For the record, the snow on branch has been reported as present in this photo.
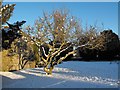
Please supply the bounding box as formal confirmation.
[74,42,93,50]
[42,46,48,57]
[54,44,72,58]
[56,50,75,65]
[51,42,66,56]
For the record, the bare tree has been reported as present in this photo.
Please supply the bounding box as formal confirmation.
[25,9,92,75]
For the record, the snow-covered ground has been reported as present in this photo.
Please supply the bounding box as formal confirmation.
[1,61,120,88]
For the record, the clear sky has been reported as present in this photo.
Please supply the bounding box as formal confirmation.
[3,2,118,34]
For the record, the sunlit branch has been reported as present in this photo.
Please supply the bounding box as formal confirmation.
[41,57,47,63]
[54,44,72,59]
[51,42,65,56]
[56,50,75,65]
[42,46,48,57]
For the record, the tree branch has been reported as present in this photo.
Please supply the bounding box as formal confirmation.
[55,50,75,65]
[42,46,48,57]
[45,42,66,68]
[41,57,47,63]
[54,44,72,60]
[51,42,65,56]
[74,42,93,50]
[21,60,29,69]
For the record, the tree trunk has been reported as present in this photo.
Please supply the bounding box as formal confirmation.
[18,54,21,70]
[44,66,54,75]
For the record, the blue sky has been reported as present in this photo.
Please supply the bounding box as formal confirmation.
[3,2,118,34]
